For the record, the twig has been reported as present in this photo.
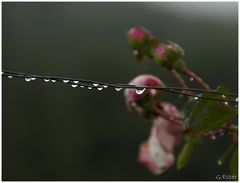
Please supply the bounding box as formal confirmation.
[183,68,211,90]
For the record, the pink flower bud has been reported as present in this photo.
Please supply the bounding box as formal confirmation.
[124,75,165,115]
[154,43,184,63]
[128,27,149,41]
[154,43,168,61]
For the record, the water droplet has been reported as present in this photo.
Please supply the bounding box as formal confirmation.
[73,81,79,84]
[133,50,138,56]
[220,132,225,136]
[194,97,199,100]
[131,102,137,107]
[235,98,238,102]
[97,87,103,91]
[63,80,69,83]
[88,87,92,90]
[224,102,228,105]
[7,76,13,79]
[71,84,78,88]
[25,78,31,82]
[189,77,194,81]
[93,83,99,86]
[103,85,108,88]
[44,78,50,82]
[135,88,145,95]
[210,135,216,140]
[80,85,84,88]
[115,87,123,91]
[217,160,222,166]
[31,77,36,80]
[222,95,226,98]
[51,79,56,83]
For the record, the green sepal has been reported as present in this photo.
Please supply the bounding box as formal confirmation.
[172,59,186,72]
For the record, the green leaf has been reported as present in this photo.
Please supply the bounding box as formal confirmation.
[183,99,198,126]
[186,86,237,133]
[177,141,194,170]
[230,148,238,180]
[217,143,235,166]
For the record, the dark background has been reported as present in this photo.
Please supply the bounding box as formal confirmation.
[2,2,238,181]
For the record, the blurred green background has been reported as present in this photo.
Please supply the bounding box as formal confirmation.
[2,2,238,181]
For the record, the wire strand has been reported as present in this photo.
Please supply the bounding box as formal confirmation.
[2,70,238,103]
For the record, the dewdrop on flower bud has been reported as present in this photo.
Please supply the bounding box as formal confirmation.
[135,88,146,95]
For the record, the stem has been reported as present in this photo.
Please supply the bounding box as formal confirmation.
[171,70,187,88]
[183,68,211,90]
[203,124,238,140]
[153,107,183,127]
[171,69,192,98]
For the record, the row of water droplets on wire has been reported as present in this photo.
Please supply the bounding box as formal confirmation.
[189,76,238,107]
[6,74,146,95]
[4,72,238,104]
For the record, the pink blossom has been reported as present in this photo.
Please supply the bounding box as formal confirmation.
[128,27,148,41]
[138,103,183,174]
[138,124,175,175]
[124,74,165,114]
[153,103,183,152]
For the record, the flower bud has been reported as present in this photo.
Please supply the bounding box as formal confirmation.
[128,27,149,42]
[153,43,186,71]
[154,43,168,61]
[127,27,152,57]
[124,74,165,117]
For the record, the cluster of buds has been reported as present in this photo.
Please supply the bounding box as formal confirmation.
[125,26,236,176]
[127,27,186,71]
[124,75,184,174]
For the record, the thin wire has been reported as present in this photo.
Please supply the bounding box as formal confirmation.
[2,70,238,103]
[3,70,237,96]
